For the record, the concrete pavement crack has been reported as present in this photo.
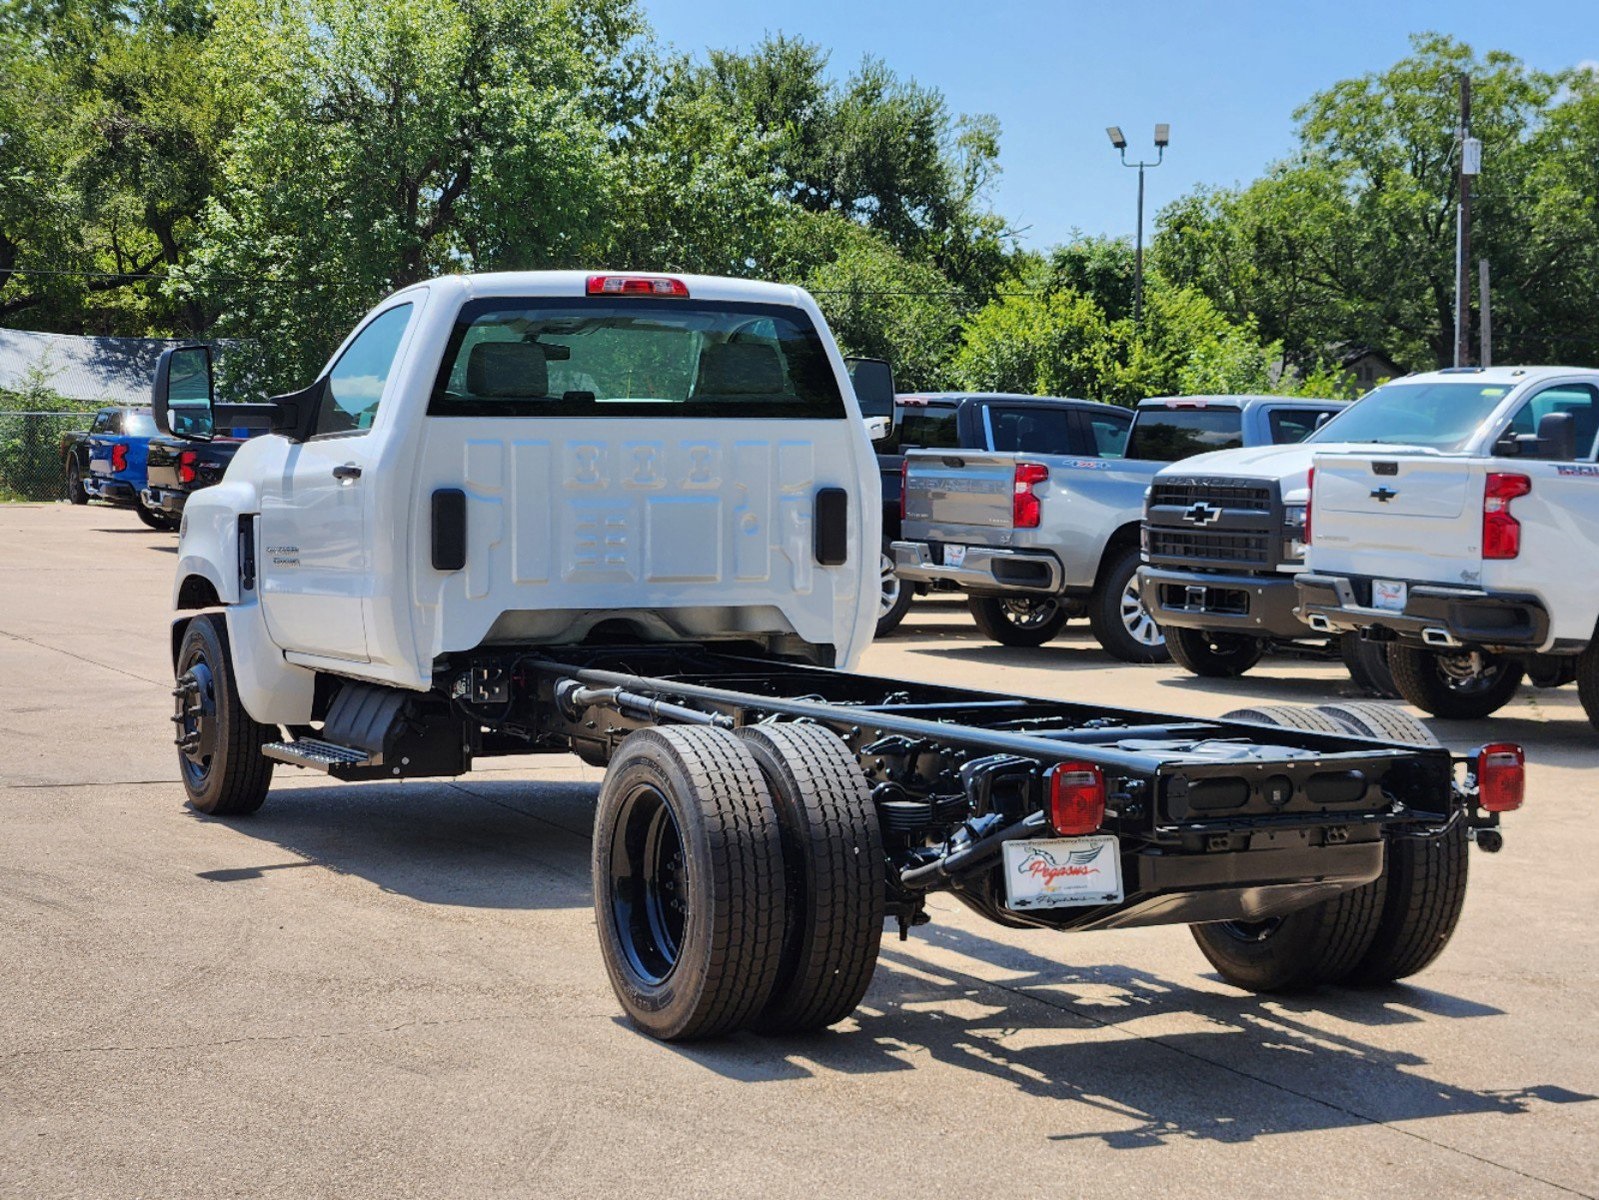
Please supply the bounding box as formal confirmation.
[0,627,168,687]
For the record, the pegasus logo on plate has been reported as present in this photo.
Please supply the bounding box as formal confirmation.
[1370,486,1398,502]
[1017,844,1107,886]
[1182,501,1222,526]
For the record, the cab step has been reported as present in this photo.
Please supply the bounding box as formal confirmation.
[262,738,383,779]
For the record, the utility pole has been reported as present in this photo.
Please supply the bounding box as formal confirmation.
[1454,74,1475,367]
[1479,258,1493,368]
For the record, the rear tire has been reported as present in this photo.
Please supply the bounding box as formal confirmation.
[66,457,88,504]
[1315,702,1440,746]
[736,724,884,1034]
[593,727,786,1041]
[173,614,274,816]
[1387,645,1524,720]
[134,496,169,530]
[876,548,914,638]
[1191,886,1383,992]
[1087,547,1169,664]
[1221,703,1350,736]
[1576,640,1599,732]
[1167,627,1265,678]
[1340,634,1399,698]
[967,594,1069,647]
[1345,821,1469,986]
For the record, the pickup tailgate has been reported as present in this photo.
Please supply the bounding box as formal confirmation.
[1311,453,1485,583]
[902,449,1019,544]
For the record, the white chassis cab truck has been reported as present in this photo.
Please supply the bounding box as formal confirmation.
[1296,366,1599,726]
[153,272,1522,1042]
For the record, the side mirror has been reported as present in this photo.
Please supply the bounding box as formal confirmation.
[1534,410,1577,461]
[864,415,891,443]
[265,379,326,443]
[1492,431,1522,457]
[152,345,215,440]
[1313,411,1333,430]
[844,356,895,420]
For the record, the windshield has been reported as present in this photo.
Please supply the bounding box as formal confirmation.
[1125,408,1244,461]
[1307,380,1513,452]
[429,298,845,419]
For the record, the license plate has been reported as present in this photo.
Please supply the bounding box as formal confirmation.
[945,544,967,567]
[1002,836,1123,910]
[1372,579,1408,612]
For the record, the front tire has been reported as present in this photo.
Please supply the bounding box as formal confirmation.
[1166,626,1264,678]
[876,549,914,638]
[967,594,1069,647]
[173,614,274,816]
[736,724,884,1034]
[1087,547,1168,663]
[1388,645,1524,719]
[593,727,787,1041]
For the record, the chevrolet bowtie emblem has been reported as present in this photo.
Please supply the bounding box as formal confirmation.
[1370,487,1398,502]
[1182,502,1223,525]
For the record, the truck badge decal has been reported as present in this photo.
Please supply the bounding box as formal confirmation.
[1016,844,1108,887]
[1370,486,1398,502]
[1555,464,1599,478]
[1182,501,1222,526]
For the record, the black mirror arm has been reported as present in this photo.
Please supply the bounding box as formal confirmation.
[264,380,325,442]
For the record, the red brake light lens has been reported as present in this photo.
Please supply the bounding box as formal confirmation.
[1048,762,1106,835]
[178,449,198,484]
[585,274,689,297]
[1476,742,1525,812]
[1013,462,1049,528]
[111,444,128,471]
[1483,472,1531,559]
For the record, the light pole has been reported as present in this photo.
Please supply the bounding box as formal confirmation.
[1106,123,1168,326]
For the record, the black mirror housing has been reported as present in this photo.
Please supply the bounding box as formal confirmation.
[152,344,215,440]
[1535,410,1577,461]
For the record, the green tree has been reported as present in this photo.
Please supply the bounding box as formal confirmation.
[952,289,1112,399]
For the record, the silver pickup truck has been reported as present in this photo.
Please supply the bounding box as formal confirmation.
[895,395,1346,661]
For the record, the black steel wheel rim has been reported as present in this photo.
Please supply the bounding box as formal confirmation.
[1435,651,1507,695]
[174,653,217,787]
[1216,917,1284,944]
[609,782,689,986]
[1002,598,1058,628]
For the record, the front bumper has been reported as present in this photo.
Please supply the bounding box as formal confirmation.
[1296,573,1550,651]
[892,540,1062,594]
[1138,565,1310,638]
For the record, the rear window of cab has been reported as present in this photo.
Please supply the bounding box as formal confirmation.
[429,297,846,419]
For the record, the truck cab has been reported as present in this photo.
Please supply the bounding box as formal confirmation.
[1295,367,1599,725]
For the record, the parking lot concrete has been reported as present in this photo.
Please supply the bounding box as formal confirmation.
[3,501,1596,1199]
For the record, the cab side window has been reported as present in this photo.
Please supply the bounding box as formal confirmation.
[1083,411,1131,458]
[1268,408,1338,444]
[91,411,115,435]
[317,303,414,437]
[989,406,1075,455]
[1506,384,1599,461]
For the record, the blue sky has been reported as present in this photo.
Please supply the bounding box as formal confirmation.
[641,0,1599,250]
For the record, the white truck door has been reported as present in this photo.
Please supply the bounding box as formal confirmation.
[258,302,417,663]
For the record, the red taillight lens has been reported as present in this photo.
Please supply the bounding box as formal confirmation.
[1304,466,1314,545]
[178,449,198,484]
[585,274,689,297]
[1483,472,1531,559]
[1477,742,1525,812]
[111,444,128,471]
[1013,462,1049,528]
[898,457,909,522]
[1048,762,1106,835]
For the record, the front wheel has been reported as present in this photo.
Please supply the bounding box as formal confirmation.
[1166,626,1264,678]
[1387,645,1524,719]
[1087,548,1168,663]
[173,614,274,816]
[967,594,1069,647]
[876,549,914,637]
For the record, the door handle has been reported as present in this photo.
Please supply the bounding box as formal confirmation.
[332,464,362,482]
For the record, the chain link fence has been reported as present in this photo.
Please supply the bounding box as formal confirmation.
[0,412,94,501]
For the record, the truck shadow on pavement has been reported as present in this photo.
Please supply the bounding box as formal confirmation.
[192,777,600,910]
[669,922,1594,1147]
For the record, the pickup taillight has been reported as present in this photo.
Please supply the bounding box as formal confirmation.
[1013,462,1049,528]
[110,444,128,472]
[1483,472,1531,559]
[178,450,198,484]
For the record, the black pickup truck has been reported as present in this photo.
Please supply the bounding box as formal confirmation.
[141,430,256,521]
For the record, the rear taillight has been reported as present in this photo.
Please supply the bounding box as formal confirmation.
[585,274,689,297]
[111,444,128,471]
[1483,472,1531,559]
[1304,466,1314,545]
[1477,743,1525,812]
[1013,462,1049,528]
[1048,763,1106,835]
[178,449,198,484]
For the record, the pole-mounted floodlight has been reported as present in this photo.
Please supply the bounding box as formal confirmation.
[1106,124,1170,325]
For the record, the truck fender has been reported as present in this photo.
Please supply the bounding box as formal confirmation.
[1093,521,1144,589]
[169,600,316,726]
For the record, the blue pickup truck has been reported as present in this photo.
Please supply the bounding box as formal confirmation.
[60,406,178,529]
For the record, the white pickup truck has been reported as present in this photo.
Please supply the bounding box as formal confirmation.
[1296,366,1599,726]
[150,272,1521,1043]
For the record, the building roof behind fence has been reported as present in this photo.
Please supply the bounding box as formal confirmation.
[0,329,206,406]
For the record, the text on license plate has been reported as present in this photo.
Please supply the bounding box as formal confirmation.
[1001,836,1124,910]
[1372,579,1408,612]
[945,544,967,567]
